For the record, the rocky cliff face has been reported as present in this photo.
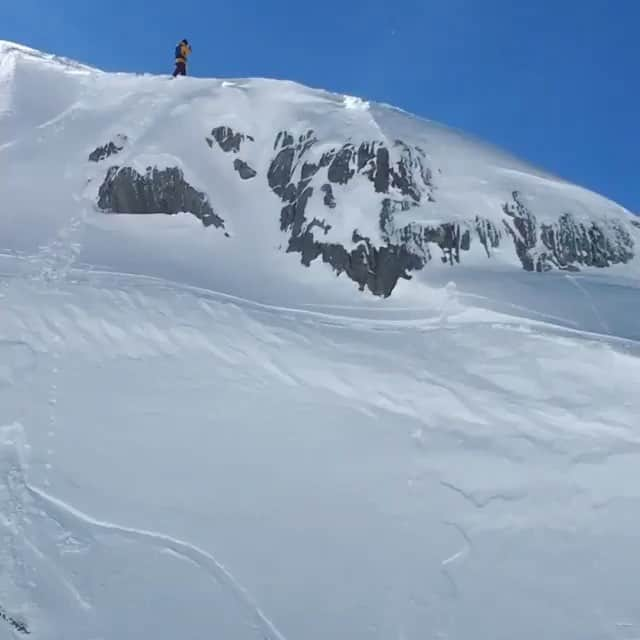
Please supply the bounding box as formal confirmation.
[503,192,634,272]
[262,130,434,296]
[95,124,637,297]
[97,166,226,230]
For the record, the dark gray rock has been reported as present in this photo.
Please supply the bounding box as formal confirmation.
[266,129,437,296]
[372,146,391,193]
[321,184,336,208]
[327,145,355,185]
[97,166,225,229]
[209,126,254,153]
[266,129,634,296]
[280,186,316,236]
[268,148,296,197]
[0,604,29,635]
[539,212,634,270]
[233,159,257,180]
[381,199,476,267]
[274,131,295,150]
[288,229,421,297]
[502,191,538,271]
[322,139,433,202]
[475,217,502,257]
[89,135,127,162]
[501,192,634,272]
[426,224,471,265]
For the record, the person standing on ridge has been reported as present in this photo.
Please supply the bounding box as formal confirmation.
[173,39,192,77]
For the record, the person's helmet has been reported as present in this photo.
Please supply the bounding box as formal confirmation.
[182,39,189,45]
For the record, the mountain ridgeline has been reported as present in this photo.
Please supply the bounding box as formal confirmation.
[3,39,633,299]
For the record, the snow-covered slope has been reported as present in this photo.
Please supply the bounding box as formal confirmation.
[1,39,638,303]
[1,41,640,640]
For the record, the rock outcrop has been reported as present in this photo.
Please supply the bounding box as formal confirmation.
[266,129,436,296]
[233,159,257,180]
[94,124,637,298]
[206,126,254,154]
[265,129,635,295]
[97,166,225,229]
[89,135,128,162]
[503,192,634,272]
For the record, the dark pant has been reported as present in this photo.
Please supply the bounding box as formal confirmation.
[173,61,186,77]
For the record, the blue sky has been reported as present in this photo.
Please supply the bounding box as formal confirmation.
[2,0,638,212]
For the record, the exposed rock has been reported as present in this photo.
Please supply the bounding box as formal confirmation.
[233,159,257,180]
[97,166,225,229]
[267,129,437,296]
[268,146,296,197]
[539,212,634,270]
[280,185,317,236]
[89,135,128,162]
[501,192,634,272]
[502,191,538,271]
[209,126,254,153]
[475,217,502,257]
[322,139,433,201]
[274,131,295,149]
[199,125,637,296]
[288,229,422,297]
[0,604,29,635]
[321,184,336,208]
[381,199,475,267]
[327,145,355,185]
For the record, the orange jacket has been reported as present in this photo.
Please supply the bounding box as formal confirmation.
[176,42,192,63]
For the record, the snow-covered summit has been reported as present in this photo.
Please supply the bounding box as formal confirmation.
[0,39,96,70]
[1,41,638,306]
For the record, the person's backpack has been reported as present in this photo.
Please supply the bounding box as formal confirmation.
[175,44,182,60]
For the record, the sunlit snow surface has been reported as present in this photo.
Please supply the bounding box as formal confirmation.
[1,40,640,640]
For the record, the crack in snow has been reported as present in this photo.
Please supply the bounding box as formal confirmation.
[439,521,473,599]
[440,480,527,509]
[441,521,472,567]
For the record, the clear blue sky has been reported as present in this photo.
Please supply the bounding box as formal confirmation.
[2,0,638,212]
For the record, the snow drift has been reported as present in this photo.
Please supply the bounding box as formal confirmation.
[1,40,640,640]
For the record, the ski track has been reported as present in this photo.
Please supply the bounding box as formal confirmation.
[25,485,289,640]
[0,424,288,640]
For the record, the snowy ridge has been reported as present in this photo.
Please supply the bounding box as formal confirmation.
[0,40,638,301]
[0,40,97,72]
[1,42,640,640]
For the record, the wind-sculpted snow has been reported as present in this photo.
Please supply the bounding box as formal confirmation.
[1,268,640,639]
